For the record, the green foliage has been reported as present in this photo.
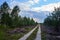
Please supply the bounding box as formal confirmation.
[11,6,20,17]
[0,31,6,40]
[0,1,37,28]
[44,7,60,32]
[41,31,46,40]
[1,13,12,26]
[0,2,10,13]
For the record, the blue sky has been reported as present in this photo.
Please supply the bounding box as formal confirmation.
[0,0,60,23]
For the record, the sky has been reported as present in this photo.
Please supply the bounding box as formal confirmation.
[0,0,60,23]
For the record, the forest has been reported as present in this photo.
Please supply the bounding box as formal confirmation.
[0,2,37,28]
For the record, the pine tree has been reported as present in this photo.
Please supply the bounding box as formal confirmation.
[44,7,60,32]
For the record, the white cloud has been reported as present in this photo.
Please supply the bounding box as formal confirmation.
[9,0,60,23]
[33,18,40,23]
[10,0,40,11]
[33,0,39,3]
[10,0,60,12]
[29,0,39,3]
[32,2,60,12]
[28,1,34,4]
[10,0,31,11]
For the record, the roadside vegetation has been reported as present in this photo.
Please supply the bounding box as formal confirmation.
[43,5,60,40]
[44,7,60,32]
[40,24,46,40]
[0,25,35,40]
[26,27,38,40]
[41,31,46,40]
[0,2,37,40]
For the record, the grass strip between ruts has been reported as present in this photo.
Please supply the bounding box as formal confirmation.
[41,31,46,40]
[26,27,38,40]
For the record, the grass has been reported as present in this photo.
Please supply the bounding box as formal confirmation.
[24,27,33,34]
[26,27,38,40]
[5,33,24,40]
[0,25,33,40]
[41,31,46,40]
[0,31,6,40]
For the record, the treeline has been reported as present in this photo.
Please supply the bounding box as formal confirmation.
[0,2,37,28]
[44,7,60,32]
